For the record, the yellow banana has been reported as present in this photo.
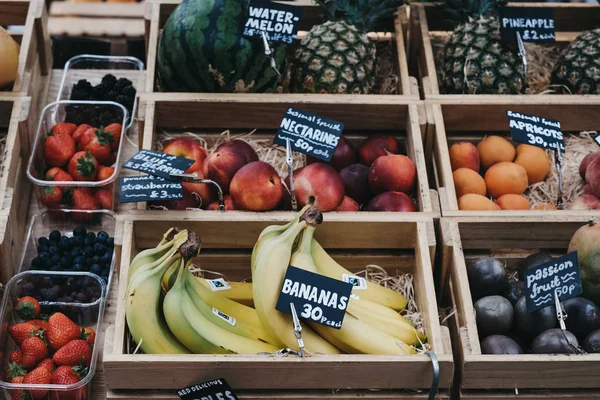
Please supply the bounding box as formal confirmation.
[161,257,180,294]
[199,279,254,307]
[252,208,341,354]
[128,227,180,281]
[311,239,408,310]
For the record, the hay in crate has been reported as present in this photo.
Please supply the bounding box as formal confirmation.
[0,132,7,177]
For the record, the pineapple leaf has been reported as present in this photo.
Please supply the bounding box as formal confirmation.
[444,0,507,27]
[315,0,405,32]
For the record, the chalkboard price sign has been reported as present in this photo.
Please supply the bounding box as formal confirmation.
[499,7,555,43]
[122,150,194,181]
[506,110,565,153]
[242,0,302,44]
[177,378,238,400]
[119,175,183,203]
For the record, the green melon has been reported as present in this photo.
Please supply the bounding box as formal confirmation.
[156,0,287,93]
[568,221,600,306]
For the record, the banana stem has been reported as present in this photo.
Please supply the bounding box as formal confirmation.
[179,231,201,262]
[300,206,323,227]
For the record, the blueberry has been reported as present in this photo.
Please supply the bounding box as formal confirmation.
[73,236,85,247]
[76,293,88,302]
[51,264,61,272]
[73,226,87,237]
[71,247,83,257]
[101,252,112,265]
[39,251,50,259]
[59,236,72,251]
[60,257,71,269]
[49,231,62,242]
[83,246,94,257]
[85,237,95,247]
[38,237,50,247]
[85,258,94,268]
[86,232,96,241]
[96,231,109,244]
[72,263,84,272]
[106,237,114,248]
[49,246,60,255]
[37,244,49,254]
[74,256,86,265]
[51,254,61,264]
[94,243,107,255]
[63,296,74,303]
[31,256,43,268]
[42,277,53,288]
[23,282,36,296]
[90,264,103,275]
[39,288,49,299]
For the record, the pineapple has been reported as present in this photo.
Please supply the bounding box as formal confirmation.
[442,0,526,94]
[551,29,600,94]
[289,0,403,94]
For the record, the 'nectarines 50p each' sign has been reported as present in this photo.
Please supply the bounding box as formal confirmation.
[524,252,582,312]
[276,266,353,329]
[119,175,183,203]
[177,378,238,400]
[506,110,565,153]
[274,107,344,162]
[123,150,195,181]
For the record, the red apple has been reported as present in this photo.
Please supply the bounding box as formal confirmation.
[569,194,600,210]
[182,168,217,208]
[151,189,200,210]
[369,154,416,194]
[217,140,259,163]
[163,138,208,173]
[336,196,359,211]
[207,195,237,211]
[586,158,600,198]
[367,192,416,212]
[584,184,593,195]
[203,149,249,193]
[230,161,283,211]
[339,163,372,205]
[291,163,345,211]
[580,152,600,180]
[358,134,400,166]
[307,136,356,171]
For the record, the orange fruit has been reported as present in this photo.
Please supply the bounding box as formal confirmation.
[533,202,557,210]
[496,194,530,210]
[453,168,486,198]
[514,144,551,184]
[477,136,516,169]
[449,142,480,172]
[484,162,529,198]
[458,194,500,211]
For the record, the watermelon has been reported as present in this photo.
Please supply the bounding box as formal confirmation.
[157,0,288,93]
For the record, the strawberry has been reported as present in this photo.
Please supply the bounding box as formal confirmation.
[46,313,81,351]
[49,365,88,400]
[104,123,122,152]
[29,319,50,333]
[67,151,98,181]
[21,336,48,370]
[45,167,73,183]
[44,133,76,168]
[94,189,113,210]
[78,126,113,164]
[53,340,92,367]
[51,123,78,137]
[16,297,41,320]
[10,375,25,400]
[81,328,95,346]
[6,362,26,381]
[23,366,51,399]
[9,350,23,365]
[9,323,39,346]
[71,188,98,212]
[37,358,56,374]
[40,186,63,207]
[96,165,115,183]
[71,124,92,143]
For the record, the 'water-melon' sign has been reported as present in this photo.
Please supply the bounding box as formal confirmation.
[243,0,302,44]
[506,110,565,153]
[274,107,344,162]
[524,252,582,312]
[119,175,183,203]
[177,378,238,400]
[499,7,555,42]
[276,266,353,329]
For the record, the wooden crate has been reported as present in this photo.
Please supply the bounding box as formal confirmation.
[409,2,600,101]
[143,0,418,100]
[440,216,600,392]
[136,95,434,216]
[459,390,600,399]
[0,96,33,283]
[429,99,600,217]
[103,213,454,391]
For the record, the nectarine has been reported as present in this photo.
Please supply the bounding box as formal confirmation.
[368,154,416,194]
[163,138,208,173]
[203,149,249,193]
[580,152,600,180]
[366,191,416,212]
[308,136,356,171]
[217,140,259,163]
[292,163,345,211]
[230,161,283,211]
[336,196,360,211]
[358,134,400,166]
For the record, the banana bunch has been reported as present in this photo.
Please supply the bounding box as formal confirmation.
[252,205,425,355]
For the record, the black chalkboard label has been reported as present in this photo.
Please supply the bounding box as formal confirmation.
[119,175,183,203]
[242,0,302,44]
[122,150,194,181]
[275,266,353,329]
[273,107,344,162]
[595,134,600,148]
[507,110,565,153]
[524,252,582,312]
[177,378,238,400]
[499,8,555,43]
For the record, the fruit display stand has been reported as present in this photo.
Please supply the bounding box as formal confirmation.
[143,0,418,101]
[102,213,453,397]
[440,216,600,398]
[0,96,34,283]
[409,2,600,100]
[429,99,600,217]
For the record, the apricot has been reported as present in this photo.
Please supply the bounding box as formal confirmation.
[458,194,501,211]
[533,202,557,211]
[484,162,528,198]
[514,144,551,184]
[477,136,516,169]
[449,142,480,172]
[496,194,530,210]
[453,168,487,198]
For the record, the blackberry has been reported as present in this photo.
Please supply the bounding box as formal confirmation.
[106,90,118,101]
[98,110,116,127]
[101,74,117,89]
[115,77,132,90]
[91,84,108,100]
[122,85,137,98]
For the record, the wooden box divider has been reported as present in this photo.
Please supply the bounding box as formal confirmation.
[103,213,453,391]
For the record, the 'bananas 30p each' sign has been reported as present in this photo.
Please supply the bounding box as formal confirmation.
[276,266,353,329]
[177,378,238,400]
